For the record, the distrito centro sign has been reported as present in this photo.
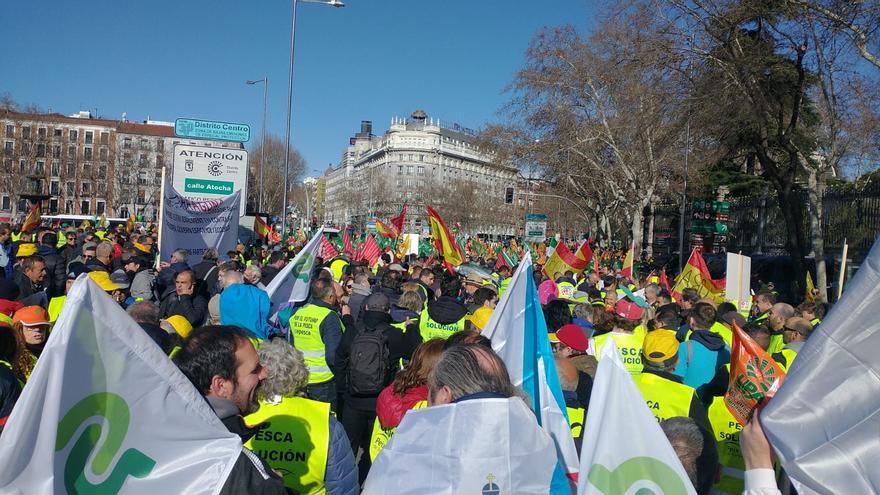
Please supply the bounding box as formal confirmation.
[175,118,250,143]
[172,144,249,217]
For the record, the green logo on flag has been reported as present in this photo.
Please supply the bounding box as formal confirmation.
[291,252,314,283]
[56,392,156,494]
[588,457,687,494]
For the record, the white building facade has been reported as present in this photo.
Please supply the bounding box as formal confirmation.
[324,110,518,236]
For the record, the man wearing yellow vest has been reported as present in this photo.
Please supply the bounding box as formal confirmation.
[772,316,812,372]
[766,302,795,355]
[244,338,358,494]
[749,290,775,324]
[555,355,589,453]
[418,276,467,340]
[633,331,712,434]
[590,314,645,375]
[290,278,346,410]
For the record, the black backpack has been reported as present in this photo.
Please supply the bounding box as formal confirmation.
[347,325,390,395]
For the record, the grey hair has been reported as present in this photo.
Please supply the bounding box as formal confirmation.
[645,283,661,296]
[772,303,795,320]
[127,301,159,325]
[428,344,514,402]
[244,264,262,283]
[171,248,188,263]
[222,269,243,288]
[257,338,309,400]
[573,303,592,321]
[660,417,703,488]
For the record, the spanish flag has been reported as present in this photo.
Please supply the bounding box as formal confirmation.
[254,215,271,239]
[542,240,592,278]
[620,241,635,278]
[390,203,407,236]
[375,219,397,239]
[126,214,136,234]
[21,204,41,232]
[426,206,463,268]
[672,248,725,303]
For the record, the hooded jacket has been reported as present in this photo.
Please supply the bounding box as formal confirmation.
[425,296,468,325]
[347,285,372,324]
[36,245,66,298]
[220,283,272,340]
[389,304,419,325]
[674,329,731,392]
[376,384,429,429]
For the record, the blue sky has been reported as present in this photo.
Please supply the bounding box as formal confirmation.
[1,0,593,176]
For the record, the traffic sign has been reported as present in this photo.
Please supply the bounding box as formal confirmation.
[524,213,548,242]
[175,118,250,143]
[172,144,249,216]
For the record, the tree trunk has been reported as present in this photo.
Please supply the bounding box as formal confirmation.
[806,169,828,302]
[646,201,656,258]
[775,185,809,300]
[630,203,644,256]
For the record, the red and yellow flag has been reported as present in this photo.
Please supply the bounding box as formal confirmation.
[426,206,463,268]
[543,241,592,278]
[254,215,271,239]
[375,219,397,239]
[672,248,725,303]
[21,204,41,232]
[390,203,407,236]
[125,214,136,234]
[620,241,635,278]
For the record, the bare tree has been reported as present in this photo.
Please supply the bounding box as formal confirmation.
[248,133,306,217]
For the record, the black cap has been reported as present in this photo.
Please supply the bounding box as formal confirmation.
[67,262,90,280]
[0,278,20,301]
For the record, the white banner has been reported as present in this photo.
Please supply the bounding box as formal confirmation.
[725,253,752,313]
[160,183,241,266]
[266,228,324,312]
[0,275,241,494]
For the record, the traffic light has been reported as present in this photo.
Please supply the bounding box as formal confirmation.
[505,187,515,204]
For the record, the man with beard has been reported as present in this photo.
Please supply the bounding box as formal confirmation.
[174,325,289,494]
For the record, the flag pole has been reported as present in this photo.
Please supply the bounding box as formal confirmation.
[155,167,167,269]
[837,238,848,300]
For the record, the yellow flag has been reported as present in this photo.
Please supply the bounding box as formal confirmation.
[805,271,816,303]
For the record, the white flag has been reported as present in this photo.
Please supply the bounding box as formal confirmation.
[159,182,241,266]
[362,397,557,495]
[0,276,241,494]
[578,339,696,495]
[265,228,324,313]
[761,237,880,494]
[482,251,579,493]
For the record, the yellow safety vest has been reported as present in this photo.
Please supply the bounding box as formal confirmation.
[0,359,25,389]
[592,332,644,375]
[567,406,585,439]
[369,400,428,460]
[10,232,20,242]
[245,396,330,495]
[557,281,576,300]
[418,308,465,340]
[773,348,798,372]
[708,365,745,495]
[290,304,335,384]
[498,278,511,298]
[767,333,785,355]
[48,295,66,323]
[711,321,733,349]
[633,372,695,422]
[330,259,348,282]
[810,318,821,327]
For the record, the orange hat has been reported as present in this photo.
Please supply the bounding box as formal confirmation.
[13,306,50,327]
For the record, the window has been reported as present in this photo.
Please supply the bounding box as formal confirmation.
[38,127,47,139]
[51,161,60,176]
[417,166,424,176]
[3,159,11,172]
[156,140,164,152]
[67,145,76,158]
[50,181,59,195]
[84,131,93,145]
[419,154,424,162]
[82,163,91,177]
[49,199,58,213]
[123,137,131,149]
[96,200,105,215]
[98,165,106,177]
[5,125,13,138]
[21,142,29,156]
[139,153,147,165]
[52,145,61,158]
[66,162,76,176]
[83,147,92,161]
[407,154,413,161]
[35,160,44,175]
[17,199,26,213]
[65,200,73,214]
[21,126,30,139]
[137,190,146,203]
[69,129,77,141]
[53,128,62,138]
[19,160,25,174]
[66,182,75,196]
[156,155,163,167]
[99,147,108,161]
[138,171,147,185]
[398,165,403,173]
[1,196,8,211]
[407,165,413,175]
[80,201,90,215]
[97,182,106,194]
[4,141,12,155]
[36,144,45,158]
[81,182,91,195]
[100,132,109,145]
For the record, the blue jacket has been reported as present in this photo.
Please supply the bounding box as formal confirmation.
[325,416,359,494]
[220,284,272,340]
[674,330,730,391]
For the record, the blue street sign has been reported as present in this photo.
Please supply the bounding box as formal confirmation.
[175,118,250,143]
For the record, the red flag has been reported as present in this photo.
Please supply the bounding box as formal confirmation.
[320,235,339,259]
[425,252,435,267]
[576,239,593,265]
[254,215,270,239]
[358,234,381,267]
[494,252,509,271]
[21,204,41,232]
[342,228,354,256]
[659,267,673,295]
[390,203,407,236]
[375,219,397,239]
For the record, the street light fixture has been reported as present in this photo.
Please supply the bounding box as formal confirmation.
[246,78,268,215]
[280,0,345,238]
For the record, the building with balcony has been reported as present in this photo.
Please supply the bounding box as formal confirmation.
[323,110,518,235]
[0,109,241,222]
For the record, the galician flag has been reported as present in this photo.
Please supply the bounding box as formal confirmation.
[481,251,579,493]
[0,276,241,493]
[578,338,696,494]
[266,227,324,313]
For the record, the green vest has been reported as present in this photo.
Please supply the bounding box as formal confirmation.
[557,281,576,300]
[633,372,695,422]
[593,332,644,375]
[418,308,465,340]
[767,333,785,355]
[48,295,66,323]
[245,396,330,494]
[498,278,511,298]
[289,304,335,384]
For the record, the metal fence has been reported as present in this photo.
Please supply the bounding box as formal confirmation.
[652,182,880,262]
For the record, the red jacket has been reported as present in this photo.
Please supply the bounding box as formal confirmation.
[0,299,23,318]
[375,384,428,428]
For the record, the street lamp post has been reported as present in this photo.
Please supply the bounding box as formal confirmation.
[245,78,268,214]
[280,0,344,239]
